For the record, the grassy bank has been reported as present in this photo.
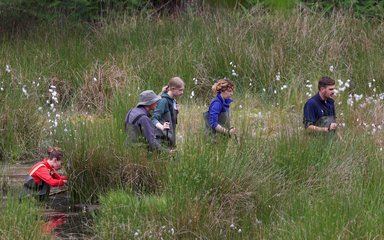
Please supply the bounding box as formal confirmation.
[0,7,383,238]
[0,196,48,239]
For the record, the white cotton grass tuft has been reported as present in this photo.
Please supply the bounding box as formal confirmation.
[5,64,11,73]
[22,85,29,97]
[230,61,239,77]
[275,71,281,81]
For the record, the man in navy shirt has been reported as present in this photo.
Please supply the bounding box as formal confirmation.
[303,76,338,133]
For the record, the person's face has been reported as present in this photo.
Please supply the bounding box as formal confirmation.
[320,85,335,100]
[171,85,184,97]
[221,88,234,99]
[52,158,63,170]
[148,101,158,111]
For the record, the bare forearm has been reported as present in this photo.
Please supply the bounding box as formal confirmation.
[306,125,328,133]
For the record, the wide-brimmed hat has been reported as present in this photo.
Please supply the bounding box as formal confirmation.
[137,90,161,106]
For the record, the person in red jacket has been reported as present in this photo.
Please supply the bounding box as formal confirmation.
[22,147,68,200]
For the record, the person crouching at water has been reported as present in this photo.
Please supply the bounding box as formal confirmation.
[21,147,67,200]
[204,79,236,141]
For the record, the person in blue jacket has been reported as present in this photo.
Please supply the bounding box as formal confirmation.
[204,79,236,140]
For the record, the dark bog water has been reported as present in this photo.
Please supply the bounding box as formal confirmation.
[44,192,97,239]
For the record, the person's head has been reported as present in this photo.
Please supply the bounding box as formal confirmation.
[137,90,161,110]
[212,79,235,99]
[318,76,335,100]
[166,77,185,98]
[47,147,64,170]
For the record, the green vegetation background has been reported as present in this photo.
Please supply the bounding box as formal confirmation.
[1,1,383,239]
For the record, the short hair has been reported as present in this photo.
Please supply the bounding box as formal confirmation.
[212,79,235,94]
[47,146,63,160]
[168,77,184,89]
[318,76,335,90]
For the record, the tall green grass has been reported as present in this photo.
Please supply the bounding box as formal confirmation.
[2,9,384,161]
[1,7,384,238]
[0,196,48,239]
[93,129,383,238]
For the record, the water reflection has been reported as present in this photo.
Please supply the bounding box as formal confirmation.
[44,192,96,238]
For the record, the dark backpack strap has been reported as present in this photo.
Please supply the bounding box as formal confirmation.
[132,113,146,125]
[168,100,176,124]
[125,110,147,131]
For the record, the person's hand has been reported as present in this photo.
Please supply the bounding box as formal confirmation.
[63,180,68,184]
[329,123,338,131]
[162,122,170,130]
[162,85,169,93]
[229,127,236,136]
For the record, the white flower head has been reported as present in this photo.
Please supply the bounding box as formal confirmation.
[5,65,11,73]
[354,94,363,101]
[275,72,281,81]
[22,85,29,97]
[329,65,334,72]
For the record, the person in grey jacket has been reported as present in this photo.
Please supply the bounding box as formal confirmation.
[152,77,185,147]
[125,90,170,152]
